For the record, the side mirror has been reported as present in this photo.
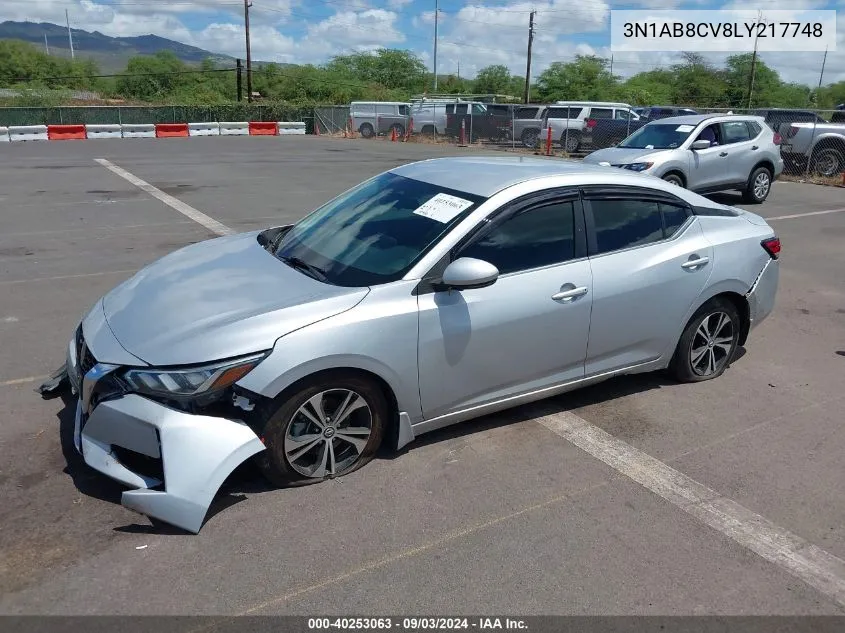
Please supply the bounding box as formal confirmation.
[441,257,499,290]
[691,139,711,150]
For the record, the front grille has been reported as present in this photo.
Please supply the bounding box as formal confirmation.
[76,329,97,377]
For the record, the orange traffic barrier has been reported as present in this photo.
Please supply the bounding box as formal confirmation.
[155,123,189,138]
[47,124,86,140]
[249,121,278,136]
[390,126,398,142]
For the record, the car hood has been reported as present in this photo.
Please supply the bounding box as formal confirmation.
[102,230,369,366]
[583,146,676,165]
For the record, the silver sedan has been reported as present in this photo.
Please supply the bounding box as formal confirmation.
[52,156,780,532]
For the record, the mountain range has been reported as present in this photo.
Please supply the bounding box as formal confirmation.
[0,20,234,72]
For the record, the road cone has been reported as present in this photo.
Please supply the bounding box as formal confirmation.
[458,119,467,147]
[545,126,553,156]
[391,126,397,142]
[314,121,321,136]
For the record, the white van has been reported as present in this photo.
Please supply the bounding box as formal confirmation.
[350,102,411,138]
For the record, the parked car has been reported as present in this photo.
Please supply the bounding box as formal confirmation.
[541,102,640,153]
[410,98,464,136]
[588,106,700,150]
[350,101,411,138]
[584,114,784,203]
[752,108,827,139]
[511,104,549,148]
[46,156,780,532]
[781,121,845,176]
[444,101,512,142]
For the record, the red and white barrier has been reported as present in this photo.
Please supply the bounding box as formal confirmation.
[249,121,278,136]
[188,122,220,136]
[155,123,189,138]
[278,122,306,135]
[0,126,11,142]
[86,124,122,139]
[219,121,249,136]
[9,125,49,142]
[121,124,155,138]
[47,124,87,140]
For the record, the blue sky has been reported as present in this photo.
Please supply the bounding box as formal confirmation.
[2,0,843,84]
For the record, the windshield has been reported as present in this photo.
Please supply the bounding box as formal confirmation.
[618,123,695,149]
[274,172,485,287]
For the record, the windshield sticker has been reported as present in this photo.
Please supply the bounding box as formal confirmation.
[675,125,695,132]
[413,193,475,223]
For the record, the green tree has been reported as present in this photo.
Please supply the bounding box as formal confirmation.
[724,53,783,108]
[618,69,676,106]
[0,40,100,90]
[473,64,513,95]
[670,53,727,107]
[535,55,617,102]
[325,49,427,93]
[116,51,189,100]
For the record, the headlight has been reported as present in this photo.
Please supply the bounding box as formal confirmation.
[623,162,654,172]
[121,352,267,400]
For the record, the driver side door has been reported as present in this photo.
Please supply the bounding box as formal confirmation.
[689,122,729,191]
[416,191,593,424]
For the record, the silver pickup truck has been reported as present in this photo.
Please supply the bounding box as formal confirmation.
[781,121,845,177]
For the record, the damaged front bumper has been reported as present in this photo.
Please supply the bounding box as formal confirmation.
[63,317,266,533]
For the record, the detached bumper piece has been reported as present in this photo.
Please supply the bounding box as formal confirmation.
[79,393,265,533]
[36,363,69,397]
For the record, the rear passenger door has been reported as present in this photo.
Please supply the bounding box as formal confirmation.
[582,187,714,375]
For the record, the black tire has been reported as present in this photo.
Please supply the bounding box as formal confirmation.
[521,128,540,149]
[742,165,772,204]
[811,146,845,178]
[662,172,685,188]
[359,123,375,139]
[257,371,388,487]
[420,125,435,136]
[670,298,740,383]
[560,131,580,153]
[390,123,405,138]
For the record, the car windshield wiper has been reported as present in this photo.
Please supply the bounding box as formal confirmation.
[279,255,328,282]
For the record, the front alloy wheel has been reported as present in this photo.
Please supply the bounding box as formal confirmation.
[257,372,387,486]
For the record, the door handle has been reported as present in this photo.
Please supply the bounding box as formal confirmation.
[681,256,709,269]
[751,145,759,150]
[719,151,728,157]
[552,286,588,301]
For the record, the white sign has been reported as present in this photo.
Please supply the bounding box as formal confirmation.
[611,10,836,52]
[676,125,695,133]
[413,193,474,224]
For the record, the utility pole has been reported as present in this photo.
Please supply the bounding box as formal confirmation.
[433,0,439,92]
[44,33,50,55]
[65,9,74,59]
[244,0,253,102]
[457,61,460,80]
[523,10,535,104]
[236,58,243,101]
[746,10,762,110]
[817,46,828,90]
[609,54,614,76]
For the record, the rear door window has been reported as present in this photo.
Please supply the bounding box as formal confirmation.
[721,121,752,144]
[517,107,539,119]
[590,108,614,119]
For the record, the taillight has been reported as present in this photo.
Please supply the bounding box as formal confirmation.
[773,132,782,145]
[761,236,781,259]
[786,125,799,139]
[586,118,597,129]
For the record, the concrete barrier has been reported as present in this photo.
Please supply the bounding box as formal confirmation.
[0,126,11,142]
[9,125,49,142]
[155,123,189,138]
[219,121,249,136]
[86,124,122,139]
[249,121,278,136]
[121,124,156,138]
[48,124,87,140]
[278,122,306,135]
[188,122,220,137]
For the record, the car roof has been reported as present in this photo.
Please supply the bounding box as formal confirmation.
[645,113,764,126]
[389,156,632,198]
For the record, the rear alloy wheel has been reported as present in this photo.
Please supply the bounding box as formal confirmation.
[670,298,740,383]
[662,173,684,188]
[561,131,580,153]
[742,166,772,204]
[521,129,540,149]
[257,373,387,486]
[812,147,845,178]
[359,123,375,139]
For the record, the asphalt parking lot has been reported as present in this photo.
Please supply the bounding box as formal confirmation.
[1,136,844,615]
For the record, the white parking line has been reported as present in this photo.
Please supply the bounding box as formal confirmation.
[94,158,234,237]
[0,375,48,388]
[768,207,845,221]
[0,270,137,285]
[537,411,845,609]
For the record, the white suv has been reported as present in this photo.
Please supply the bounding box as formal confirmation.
[542,102,640,152]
